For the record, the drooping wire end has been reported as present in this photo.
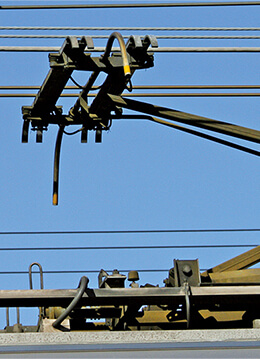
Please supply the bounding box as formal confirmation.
[52,125,64,206]
[53,192,58,206]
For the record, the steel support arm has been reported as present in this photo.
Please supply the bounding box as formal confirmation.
[108,94,260,144]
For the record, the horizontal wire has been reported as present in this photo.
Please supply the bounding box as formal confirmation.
[0,269,172,275]
[1,46,260,52]
[1,93,260,98]
[1,2,260,10]
[1,229,260,236]
[1,85,260,90]
[1,35,260,40]
[0,27,260,32]
[0,244,256,252]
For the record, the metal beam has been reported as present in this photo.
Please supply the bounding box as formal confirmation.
[0,286,259,309]
[108,94,260,144]
[202,246,260,277]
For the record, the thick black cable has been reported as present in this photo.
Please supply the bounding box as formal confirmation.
[0,228,260,235]
[52,276,89,329]
[1,2,260,10]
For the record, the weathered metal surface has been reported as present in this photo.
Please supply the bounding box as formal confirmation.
[0,285,259,309]
[202,245,260,277]
[207,268,260,283]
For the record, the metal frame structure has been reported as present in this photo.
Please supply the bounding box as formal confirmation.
[21,32,260,205]
[0,246,260,332]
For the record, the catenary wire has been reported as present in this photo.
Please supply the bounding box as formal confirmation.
[1,35,260,40]
[0,269,208,275]
[1,93,260,97]
[1,46,260,52]
[0,244,256,252]
[0,27,260,31]
[1,85,260,90]
[1,2,260,10]
[1,228,260,235]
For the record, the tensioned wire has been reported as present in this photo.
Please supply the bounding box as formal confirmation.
[1,35,260,39]
[1,228,260,235]
[1,46,260,52]
[1,93,260,97]
[0,269,205,275]
[1,2,260,10]
[1,85,260,90]
[0,27,259,31]
[0,244,256,252]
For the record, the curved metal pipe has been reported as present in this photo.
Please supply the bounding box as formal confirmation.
[52,276,89,329]
[29,262,44,290]
[53,125,64,206]
[29,262,44,331]
[102,32,131,80]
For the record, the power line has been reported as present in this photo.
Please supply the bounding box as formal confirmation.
[1,2,260,10]
[0,244,256,252]
[0,269,171,275]
[1,34,260,40]
[0,27,260,31]
[1,228,260,236]
[1,46,260,52]
[1,85,260,90]
[1,92,260,98]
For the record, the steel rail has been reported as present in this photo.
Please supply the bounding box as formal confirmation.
[1,2,260,10]
[2,92,260,98]
[1,46,260,52]
[0,26,260,31]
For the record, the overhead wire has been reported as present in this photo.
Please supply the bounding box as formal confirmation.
[1,228,260,235]
[1,35,260,40]
[1,85,260,90]
[1,92,260,98]
[1,2,260,10]
[1,46,260,52]
[0,269,175,275]
[0,244,256,252]
[0,27,260,31]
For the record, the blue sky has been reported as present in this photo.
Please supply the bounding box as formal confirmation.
[0,1,259,327]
